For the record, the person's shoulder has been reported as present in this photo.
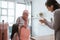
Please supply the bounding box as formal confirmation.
[55,9,60,13]
[54,9,60,15]
[18,16,21,19]
[17,16,22,20]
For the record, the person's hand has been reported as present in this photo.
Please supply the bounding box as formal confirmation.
[39,18,46,24]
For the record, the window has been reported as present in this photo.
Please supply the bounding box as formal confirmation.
[8,17,14,24]
[8,2,14,8]
[1,16,7,22]
[9,24,13,27]
[8,9,14,16]
[16,4,25,19]
[2,1,7,8]
[2,9,7,15]
[0,1,2,7]
[0,8,1,15]
[0,1,15,26]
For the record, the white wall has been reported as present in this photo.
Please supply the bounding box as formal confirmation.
[31,0,54,37]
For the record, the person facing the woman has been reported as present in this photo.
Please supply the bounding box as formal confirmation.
[40,0,60,40]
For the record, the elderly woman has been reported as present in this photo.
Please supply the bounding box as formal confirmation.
[16,10,30,40]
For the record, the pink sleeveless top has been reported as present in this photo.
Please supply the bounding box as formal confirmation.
[16,17,30,40]
[20,27,30,40]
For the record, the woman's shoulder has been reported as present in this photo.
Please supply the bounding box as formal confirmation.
[55,9,60,12]
[54,9,60,15]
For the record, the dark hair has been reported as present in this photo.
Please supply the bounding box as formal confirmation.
[11,24,19,39]
[45,0,60,11]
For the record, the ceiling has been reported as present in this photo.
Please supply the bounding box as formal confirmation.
[0,0,32,4]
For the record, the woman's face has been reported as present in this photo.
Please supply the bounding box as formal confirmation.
[46,5,54,12]
[23,13,28,21]
[23,13,28,19]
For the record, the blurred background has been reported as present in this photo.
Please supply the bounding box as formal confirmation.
[0,0,60,40]
[0,0,31,40]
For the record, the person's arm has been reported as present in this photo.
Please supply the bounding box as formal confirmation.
[45,19,54,29]
[53,10,60,31]
[40,18,54,29]
[45,10,60,30]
